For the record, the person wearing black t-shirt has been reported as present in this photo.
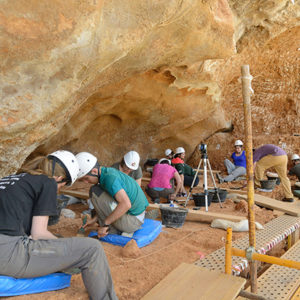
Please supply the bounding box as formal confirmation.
[0,150,117,300]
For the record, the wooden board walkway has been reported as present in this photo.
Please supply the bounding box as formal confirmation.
[239,240,300,300]
[196,214,300,275]
[142,263,245,300]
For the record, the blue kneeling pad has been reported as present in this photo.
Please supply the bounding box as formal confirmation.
[89,219,162,248]
[0,273,71,296]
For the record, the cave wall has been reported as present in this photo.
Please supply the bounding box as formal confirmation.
[0,0,299,176]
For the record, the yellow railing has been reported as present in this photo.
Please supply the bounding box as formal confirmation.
[225,227,300,275]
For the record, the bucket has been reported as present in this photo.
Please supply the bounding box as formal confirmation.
[192,192,213,207]
[159,206,188,228]
[260,179,276,190]
[266,176,280,185]
[293,190,300,198]
[208,188,228,203]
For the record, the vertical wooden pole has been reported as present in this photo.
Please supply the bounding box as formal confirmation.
[241,65,257,293]
[225,228,232,275]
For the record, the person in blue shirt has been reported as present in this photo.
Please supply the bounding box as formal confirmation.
[217,140,247,183]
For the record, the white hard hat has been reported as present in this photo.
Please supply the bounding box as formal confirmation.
[165,149,172,156]
[76,152,98,178]
[175,147,185,155]
[159,158,171,165]
[234,140,243,146]
[124,151,140,170]
[48,150,79,185]
[291,154,300,161]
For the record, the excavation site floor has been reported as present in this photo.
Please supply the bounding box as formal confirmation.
[12,178,296,300]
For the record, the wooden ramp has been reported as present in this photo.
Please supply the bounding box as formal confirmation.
[196,214,300,275]
[239,240,300,300]
[142,263,245,300]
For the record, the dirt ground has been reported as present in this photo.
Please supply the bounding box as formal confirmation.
[12,176,293,300]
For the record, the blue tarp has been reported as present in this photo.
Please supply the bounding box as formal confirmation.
[89,218,162,248]
[0,273,71,296]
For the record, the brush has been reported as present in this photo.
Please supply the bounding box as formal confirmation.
[76,215,87,237]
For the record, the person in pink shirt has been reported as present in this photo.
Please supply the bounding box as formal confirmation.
[145,158,182,204]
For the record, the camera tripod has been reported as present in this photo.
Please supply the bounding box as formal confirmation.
[184,149,223,211]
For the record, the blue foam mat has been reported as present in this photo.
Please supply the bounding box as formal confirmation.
[0,273,71,296]
[89,218,162,248]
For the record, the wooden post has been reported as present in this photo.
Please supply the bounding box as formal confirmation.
[241,65,257,293]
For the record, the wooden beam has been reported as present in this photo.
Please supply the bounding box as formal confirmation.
[147,203,246,223]
[59,188,89,199]
[142,177,151,182]
[235,193,300,217]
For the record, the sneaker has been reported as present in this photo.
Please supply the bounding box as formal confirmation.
[216,173,224,184]
[181,192,188,197]
[282,198,294,202]
[145,209,159,220]
[121,231,134,238]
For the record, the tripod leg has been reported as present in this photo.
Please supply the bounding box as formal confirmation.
[207,159,223,208]
[184,159,202,207]
[203,158,209,212]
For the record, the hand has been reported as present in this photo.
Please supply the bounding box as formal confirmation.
[82,216,97,229]
[97,226,109,238]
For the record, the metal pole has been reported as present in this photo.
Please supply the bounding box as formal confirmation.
[203,158,208,211]
[241,65,257,292]
[232,247,300,270]
[225,228,232,274]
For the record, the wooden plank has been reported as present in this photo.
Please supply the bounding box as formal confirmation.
[147,203,246,223]
[142,263,245,300]
[59,188,89,199]
[142,177,151,182]
[291,284,300,300]
[235,193,300,217]
[194,169,221,174]
[222,188,248,195]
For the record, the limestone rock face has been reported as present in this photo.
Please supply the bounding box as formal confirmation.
[0,0,299,176]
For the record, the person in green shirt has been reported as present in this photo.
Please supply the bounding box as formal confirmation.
[111,151,143,186]
[76,152,149,237]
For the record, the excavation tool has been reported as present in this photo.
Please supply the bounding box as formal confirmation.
[76,215,87,237]
[184,143,222,211]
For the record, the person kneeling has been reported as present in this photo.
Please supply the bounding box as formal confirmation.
[77,152,149,237]
[145,158,181,204]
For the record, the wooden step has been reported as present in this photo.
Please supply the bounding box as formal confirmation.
[142,263,245,300]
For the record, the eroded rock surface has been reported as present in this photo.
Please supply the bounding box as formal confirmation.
[0,0,299,176]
